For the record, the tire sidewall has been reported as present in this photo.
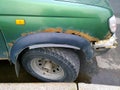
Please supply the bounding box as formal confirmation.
[22,51,76,82]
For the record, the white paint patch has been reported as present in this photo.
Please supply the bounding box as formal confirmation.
[96,56,120,70]
[116,17,120,24]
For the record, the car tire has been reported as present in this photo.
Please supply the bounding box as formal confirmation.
[21,47,80,82]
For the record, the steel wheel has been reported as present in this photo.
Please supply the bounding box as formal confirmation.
[21,48,80,82]
[30,57,64,80]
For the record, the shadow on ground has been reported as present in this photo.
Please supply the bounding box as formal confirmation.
[0,60,39,83]
[0,57,98,83]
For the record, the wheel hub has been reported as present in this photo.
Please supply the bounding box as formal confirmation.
[30,58,64,80]
[44,61,52,71]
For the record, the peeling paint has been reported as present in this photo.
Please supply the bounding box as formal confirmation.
[65,30,99,42]
[8,43,13,47]
[20,28,113,49]
[20,28,99,42]
[43,28,63,33]
[21,33,28,37]
[21,32,36,37]
[42,28,99,42]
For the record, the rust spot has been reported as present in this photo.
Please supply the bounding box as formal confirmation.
[8,43,13,47]
[20,28,99,42]
[29,32,35,34]
[21,32,35,37]
[21,33,28,37]
[43,28,63,33]
[65,30,99,42]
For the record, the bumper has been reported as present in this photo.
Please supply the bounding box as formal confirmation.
[94,34,118,49]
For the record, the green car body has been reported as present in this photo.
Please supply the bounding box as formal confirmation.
[0,0,117,82]
[0,0,115,58]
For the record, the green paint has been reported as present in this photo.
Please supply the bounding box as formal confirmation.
[0,0,113,58]
[0,31,8,58]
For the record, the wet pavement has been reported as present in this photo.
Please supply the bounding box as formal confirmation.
[0,0,120,86]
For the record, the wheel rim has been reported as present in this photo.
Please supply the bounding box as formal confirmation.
[30,57,65,80]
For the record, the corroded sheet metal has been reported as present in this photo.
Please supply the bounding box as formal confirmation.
[65,30,99,42]
[20,28,99,42]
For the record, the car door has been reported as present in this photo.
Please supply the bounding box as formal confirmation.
[0,30,8,59]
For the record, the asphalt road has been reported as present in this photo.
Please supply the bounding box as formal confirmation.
[0,0,120,86]
[110,0,120,18]
[90,0,120,86]
[73,0,120,86]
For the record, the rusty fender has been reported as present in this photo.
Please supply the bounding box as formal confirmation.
[10,33,94,64]
[20,28,99,42]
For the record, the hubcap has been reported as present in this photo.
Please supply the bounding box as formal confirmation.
[30,58,64,80]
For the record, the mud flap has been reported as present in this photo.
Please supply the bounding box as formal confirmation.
[15,59,20,77]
